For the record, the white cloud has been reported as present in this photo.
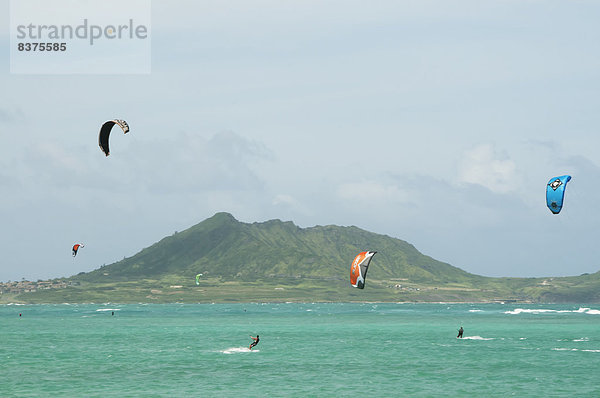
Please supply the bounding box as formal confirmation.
[458,144,517,193]
[336,181,412,204]
[272,194,298,206]
[123,130,271,194]
[270,194,311,219]
[0,105,24,123]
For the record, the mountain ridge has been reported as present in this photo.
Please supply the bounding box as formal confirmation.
[77,212,477,284]
[5,212,600,303]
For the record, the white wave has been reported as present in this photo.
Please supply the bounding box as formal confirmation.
[505,307,600,315]
[221,347,258,354]
[96,308,121,312]
[552,348,600,353]
[461,336,494,341]
[504,308,556,315]
[469,309,482,312]
[573,337,589,342]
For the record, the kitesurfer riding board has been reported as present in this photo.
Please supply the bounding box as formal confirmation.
[249,335,259,350]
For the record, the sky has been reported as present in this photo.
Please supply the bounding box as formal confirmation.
[1,0,600,281]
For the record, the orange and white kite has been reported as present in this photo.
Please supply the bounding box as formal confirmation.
[350,251,377,289]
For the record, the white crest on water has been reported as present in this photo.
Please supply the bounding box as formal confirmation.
[221,347,258,354]
[505,307,600,315]
[462,336,494,341]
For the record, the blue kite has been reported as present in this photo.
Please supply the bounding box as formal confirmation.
[546,175,571,214]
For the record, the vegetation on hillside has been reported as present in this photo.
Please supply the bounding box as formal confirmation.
[4,213,600,304]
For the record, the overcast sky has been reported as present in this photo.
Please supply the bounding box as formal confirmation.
[1,0,600,281]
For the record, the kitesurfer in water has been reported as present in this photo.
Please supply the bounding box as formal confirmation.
[457,327,464,338]
[249,335,259,350]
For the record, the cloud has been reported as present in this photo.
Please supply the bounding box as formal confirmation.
[2,130,272,195]
[125,130,272,194]
[458,144,517,193]
[336,180,412,205]
[272,194,300,207]
[270,194,311,220]
[0,109,11,122]
[0,106,24,123]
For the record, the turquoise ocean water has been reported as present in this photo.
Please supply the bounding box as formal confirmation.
[2,303,599,397]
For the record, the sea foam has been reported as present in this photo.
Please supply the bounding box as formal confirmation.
[462,336,494,341]
[505,307,600,315]
[552,348,600,353]
[221,347,258,354]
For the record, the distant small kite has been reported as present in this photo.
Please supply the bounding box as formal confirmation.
[72,244,84,257]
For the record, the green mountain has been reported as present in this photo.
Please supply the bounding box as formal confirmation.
[78,212,479,284]
[7,213,600,303]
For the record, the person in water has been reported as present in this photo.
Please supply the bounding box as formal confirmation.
[457,327,464,338]
[249,335,260,350]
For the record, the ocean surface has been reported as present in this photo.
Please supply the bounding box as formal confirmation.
[1,303,599,397]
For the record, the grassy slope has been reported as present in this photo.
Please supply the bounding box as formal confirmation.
[6,213,600,303]
[76,213,477,283]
